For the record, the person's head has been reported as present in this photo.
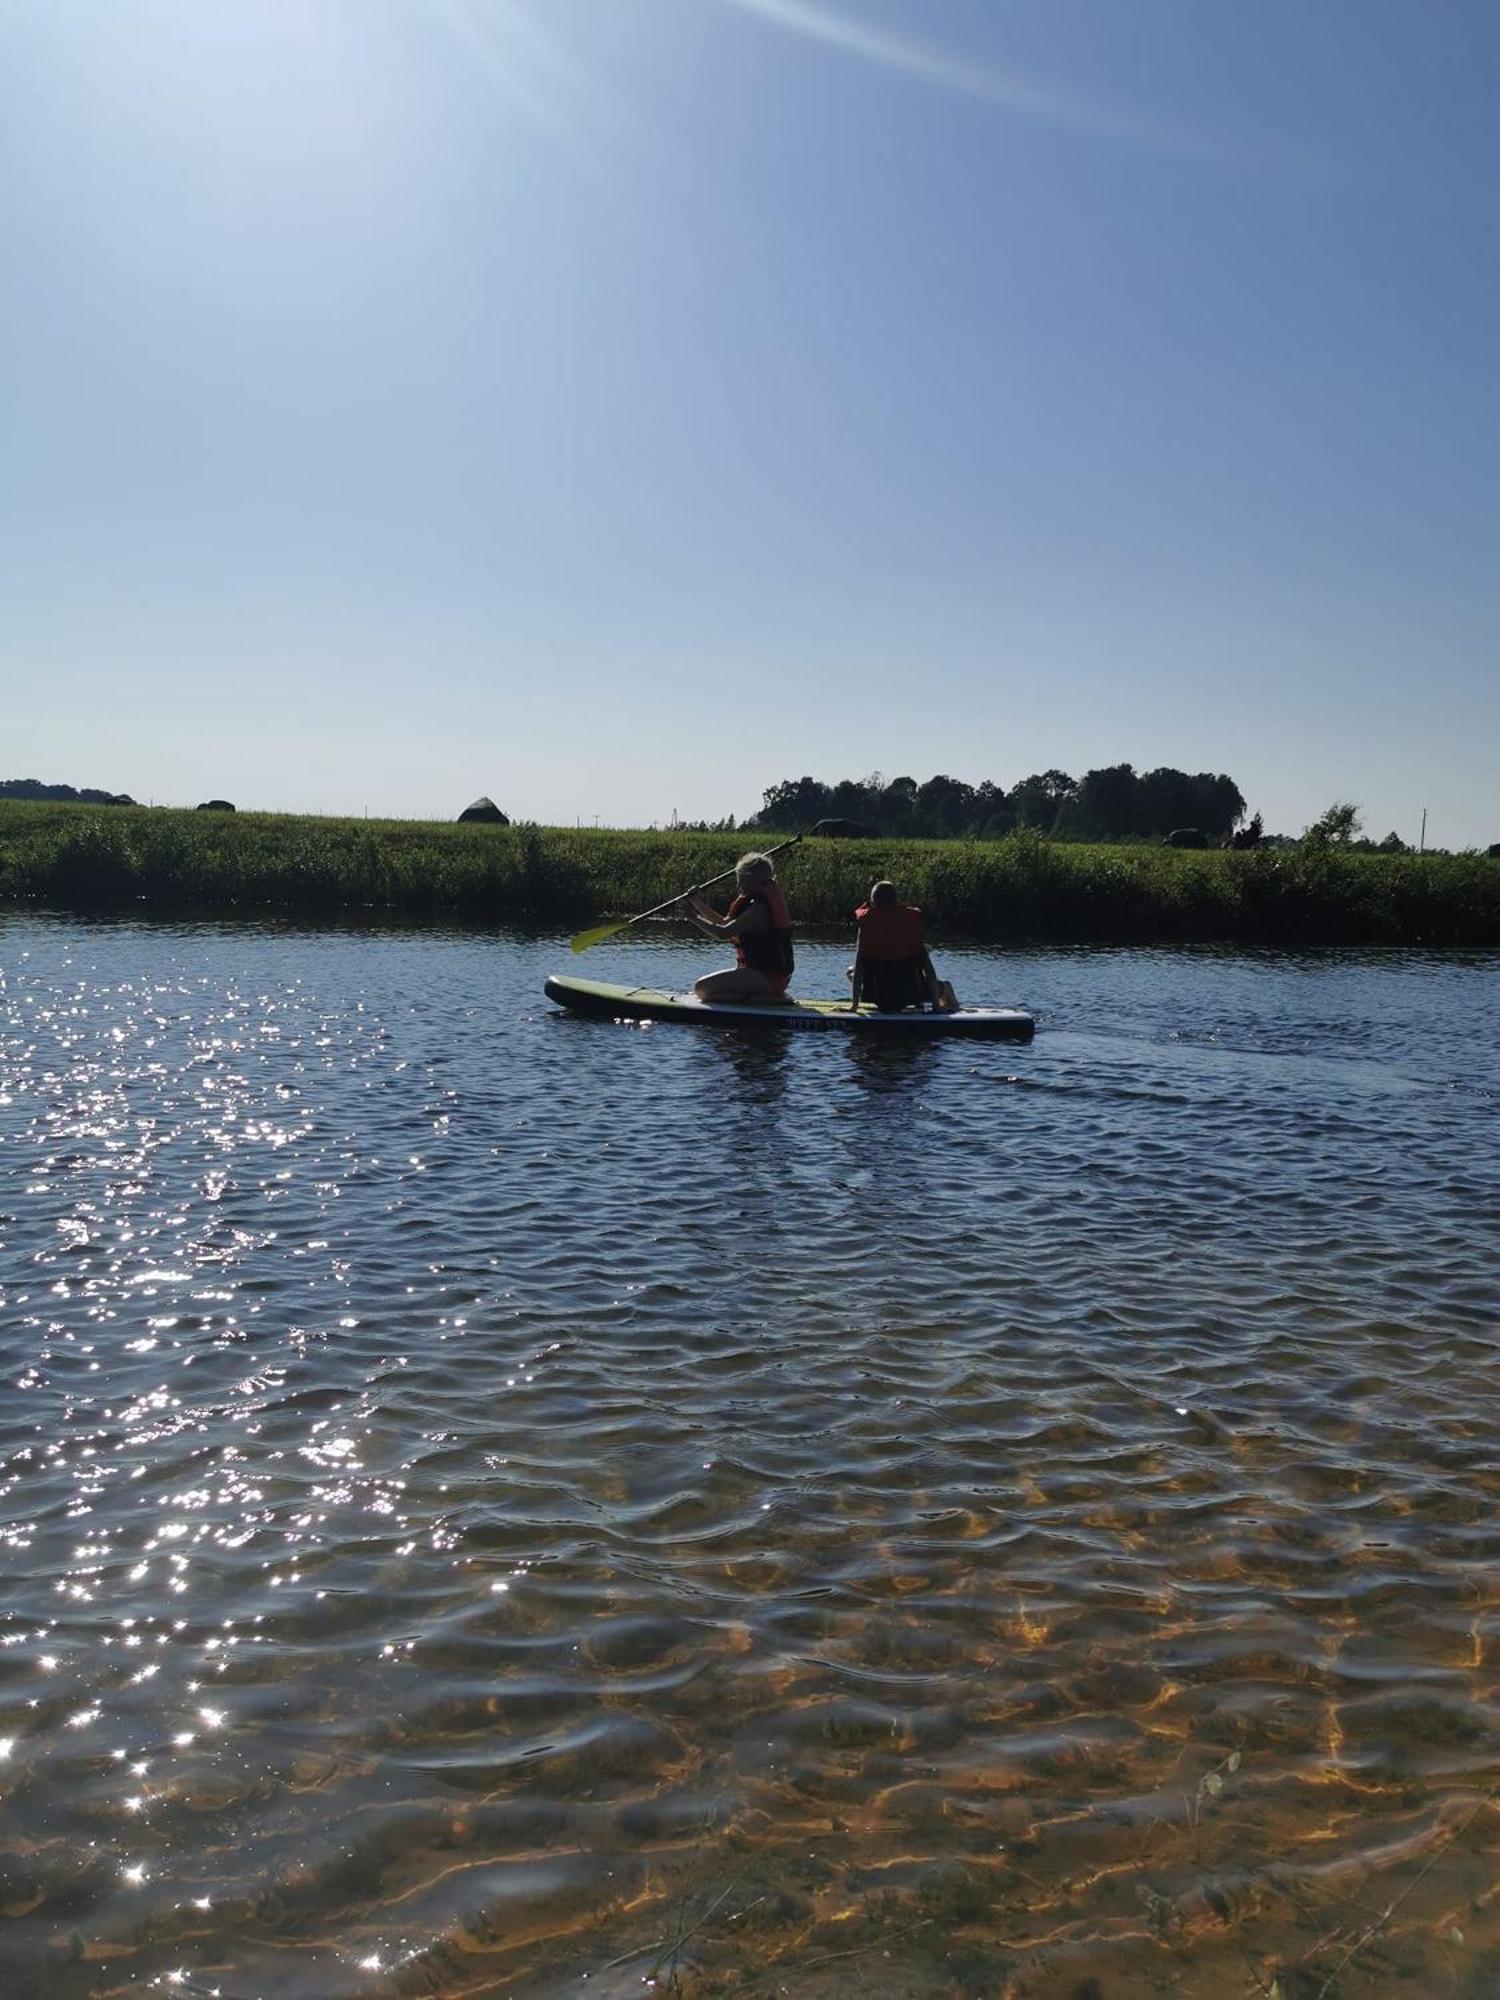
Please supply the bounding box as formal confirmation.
[869,880,898,908]
[735,852,775,888]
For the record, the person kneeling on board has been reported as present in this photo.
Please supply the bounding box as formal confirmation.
[848,881,958,1012]
[687,852,795,1003]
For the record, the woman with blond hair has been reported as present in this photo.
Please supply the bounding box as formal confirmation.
[687,852,795,1002]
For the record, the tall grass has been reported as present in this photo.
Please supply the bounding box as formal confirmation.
[2,802,1497,945]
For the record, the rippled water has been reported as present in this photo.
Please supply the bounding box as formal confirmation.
[2,913,1498,2000]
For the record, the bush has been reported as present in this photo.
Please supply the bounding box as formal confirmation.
[2,805,1499,945]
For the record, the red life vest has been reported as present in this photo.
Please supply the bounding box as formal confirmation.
[729,882,794,981]
[854,902,925,959]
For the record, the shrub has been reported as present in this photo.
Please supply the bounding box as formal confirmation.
[3,805,1498,945]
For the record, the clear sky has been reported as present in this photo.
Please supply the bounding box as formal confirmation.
[3,0,1496,845]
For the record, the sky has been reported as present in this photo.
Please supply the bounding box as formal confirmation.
[2,0,1496,846]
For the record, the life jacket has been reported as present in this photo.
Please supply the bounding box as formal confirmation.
[729,881,794,979]
[854,902,925,959]
[854,901,929,1010]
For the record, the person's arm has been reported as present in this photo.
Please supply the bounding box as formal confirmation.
[688,894,767,939]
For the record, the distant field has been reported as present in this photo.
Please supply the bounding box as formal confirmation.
[1,801,1497,945]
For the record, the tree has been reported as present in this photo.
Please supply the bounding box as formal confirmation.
[915,773,976,835]
[1066,763,1139,839]
[1188,772,1246,840]
[1304,801,1362,845]
[746,765,1245,842]
[1009,770,1076,831]
[1230,812,1264,849]
[758,776,830,829]
[1137,766,1196,836]
[1,778,135,805]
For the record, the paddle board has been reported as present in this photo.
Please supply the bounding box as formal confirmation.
[544,975,1034,1042]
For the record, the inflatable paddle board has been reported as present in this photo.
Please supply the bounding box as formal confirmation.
[544,975,1034,1042]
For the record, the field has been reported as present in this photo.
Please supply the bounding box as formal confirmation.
[1,800,1498,945]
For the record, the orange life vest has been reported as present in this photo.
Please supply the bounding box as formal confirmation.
[854,902,925,959]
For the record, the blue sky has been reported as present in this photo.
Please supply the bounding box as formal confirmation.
[3,0,1496,845]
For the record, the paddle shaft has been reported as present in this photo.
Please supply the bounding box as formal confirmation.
[570,834,802,952]
[632,833,801,924]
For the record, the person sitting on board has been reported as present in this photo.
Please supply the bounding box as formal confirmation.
[687,852,795,1003]
[848,881,957,1012]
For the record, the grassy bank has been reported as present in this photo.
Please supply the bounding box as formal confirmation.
[2,801,1498,945]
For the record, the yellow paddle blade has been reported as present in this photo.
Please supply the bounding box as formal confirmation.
[569,921,624,954]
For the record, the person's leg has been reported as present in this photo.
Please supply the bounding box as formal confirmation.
[693,967,780,1002]
[870,956,925,1011]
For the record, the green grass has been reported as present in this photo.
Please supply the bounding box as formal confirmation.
[1,801,1498,945]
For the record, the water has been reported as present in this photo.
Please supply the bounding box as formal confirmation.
[1,913,1498,2000]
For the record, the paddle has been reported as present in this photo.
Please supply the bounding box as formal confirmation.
[569,835,803,953]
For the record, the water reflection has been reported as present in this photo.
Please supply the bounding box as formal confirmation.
[0,916,1498,1997]
[689,1022,797,1104]
[841,1032,944,1092]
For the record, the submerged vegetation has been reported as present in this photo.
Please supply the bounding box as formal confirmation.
[1,800,1498,945]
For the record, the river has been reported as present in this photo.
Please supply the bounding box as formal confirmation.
[1,913,1498,1998]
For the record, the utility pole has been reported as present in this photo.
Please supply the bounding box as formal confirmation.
[1419,807,1427,854]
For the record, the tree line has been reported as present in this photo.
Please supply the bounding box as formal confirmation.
[749,766,1248,843]
[2,778,136,806]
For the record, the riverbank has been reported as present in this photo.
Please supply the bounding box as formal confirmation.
[2,800,1497,944]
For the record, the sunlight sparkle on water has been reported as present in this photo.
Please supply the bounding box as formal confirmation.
[4,923,1499,1997]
